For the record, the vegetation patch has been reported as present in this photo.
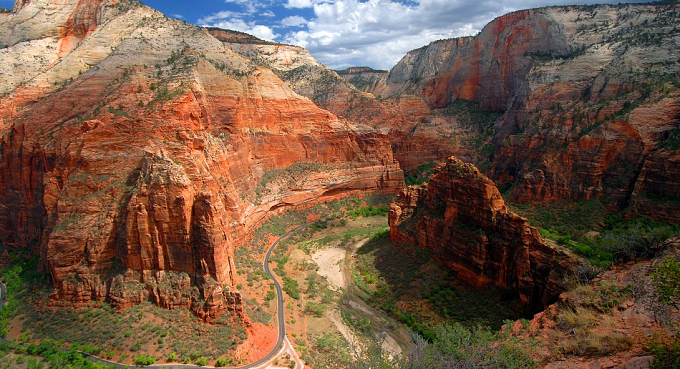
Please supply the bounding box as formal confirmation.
[353,230,526,341]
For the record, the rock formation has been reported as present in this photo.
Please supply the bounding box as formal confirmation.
[389,157,578,309]
[0,0,403,318]
[350,4,680,222]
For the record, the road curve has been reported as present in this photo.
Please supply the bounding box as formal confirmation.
[0,224,309,369]
[263,224,308,369]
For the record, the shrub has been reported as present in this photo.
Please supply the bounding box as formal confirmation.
[305,302,327,318]
[134,354,156,365]
[647,334,680,369]
[215,357,232,367]
[558,307,598,330]
[283,277,300,300]
[195,356,207,366]
[651,258,680,308]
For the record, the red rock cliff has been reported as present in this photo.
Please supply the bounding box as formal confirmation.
[389,157,578,309]
[0,0,403,319]
[366,4,680,222]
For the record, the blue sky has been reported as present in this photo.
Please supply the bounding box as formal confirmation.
[2,0,653,70]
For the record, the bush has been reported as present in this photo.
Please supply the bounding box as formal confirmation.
[651,258,680,308]
[134,354,156,365]
[283,277,300,300]
[305,302,327,318]
[215,357,232,367]
[195,356,207,366]
[647,334,680,369]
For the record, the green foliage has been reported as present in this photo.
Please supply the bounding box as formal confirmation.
[508,199,608,240]
[340,308,372,335]
[215,357,233,367]
[134,354,156,365]
[351,322,535,369]
[168,352,177,362]
[346,205,389,219]
[283,277,300,300]
[647,334,680,369]
[304,302,327,318]
[195,356,207,366]
[0,339,118,369]
[405,162,438,186]
[660,125,680,150]
[107,105,130,118]
[305,273,319,298]
[651,258,680,308]
[575,219,678,266]
[1,256,44,336]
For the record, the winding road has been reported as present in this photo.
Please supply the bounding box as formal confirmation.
[0,224,308,369]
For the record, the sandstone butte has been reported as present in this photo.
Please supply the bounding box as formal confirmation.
[389,157,580,310]
[0,0,403,319]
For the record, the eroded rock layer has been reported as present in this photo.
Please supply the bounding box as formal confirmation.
[362,4,679,221]
[0,0,403,318]
[389,157,578,309]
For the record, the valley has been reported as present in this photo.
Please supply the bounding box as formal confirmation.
[0,0,679,368]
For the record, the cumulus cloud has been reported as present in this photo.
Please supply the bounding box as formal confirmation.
[285,0,314,9]
[277,0,649,69]
[281,15,308,27]
[199,0,651,69]
[198,11,279,41]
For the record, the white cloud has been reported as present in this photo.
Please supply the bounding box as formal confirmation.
[279,0,646,69]
[200,0,652,69]
[205,19,279,41]
[281,15,308,27]
[285,0,314,9]
[198,9,279,41]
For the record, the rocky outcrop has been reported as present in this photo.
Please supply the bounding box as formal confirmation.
[389,157,578,309]
[0,0,403,319]
[335,67,388,94]
[360,4,680,222]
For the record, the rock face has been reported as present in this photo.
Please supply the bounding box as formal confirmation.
[389,157,578,309]
[335,67,388,94]
[349,4,680,222]
[0,0,403,319]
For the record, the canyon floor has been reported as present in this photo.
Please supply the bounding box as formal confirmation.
[1,193,679,368]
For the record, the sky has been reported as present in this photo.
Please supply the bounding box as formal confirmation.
[1,0,654,70]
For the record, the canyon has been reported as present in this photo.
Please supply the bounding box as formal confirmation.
[0,1,678,366]
[0,0,402,319]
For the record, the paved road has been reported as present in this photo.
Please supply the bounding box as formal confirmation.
[0,224,309,368]
[263,224,307,369]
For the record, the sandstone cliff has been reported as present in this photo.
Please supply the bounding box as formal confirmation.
[356,4,680,222]
[389,157,578,309]
[335,67,388,94]
[0,0,403,318]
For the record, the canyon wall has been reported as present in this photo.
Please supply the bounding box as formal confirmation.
[0,0,403,318]
[355,4,680,222]
[389,157,578,309]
